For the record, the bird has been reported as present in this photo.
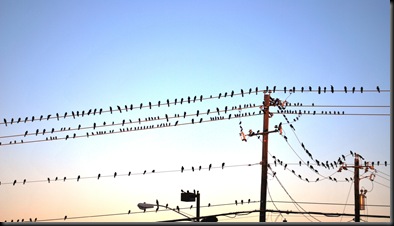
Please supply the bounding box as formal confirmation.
[360,87,363,93]
[114,172,117,178]
[284,164,287,170]
[64,216,67,221]
[192,166,194,172]
[208,203,211,207]
[117,105,122,113]
[377,86,380,93]
[222,162,225,169]
[47,178,50,183]
[181,166,184,173]
[306,178,309,182]
[385,161,387,166]
[241,200,244,205]
[218,93,222,99]
[200,95,203,102]
[77,175,81,181]
[190,205,193,209]
[330,85,334,93]
[301,87,304,93]
[273,86,276,93]
[350,150,353,156]
[143,170,146,175]
[175,121,178,126]
[231,90,234,97]
[352,87,355,93]
[344,86,347,93]
[235,200,238,205]
[299,161,301,166]
[24,131,28,137]
[167,99,170,107]
[209,164,212,171]
[176,206,180,212]
[248,199,251,204]
[284,86,287,93]
[149,102,152,109]
[98,174,101,180]
[318,86,321,94]
[191,118,194,124]
[199,118,203,123]
[199,166,202,171]
[316,178,319,182]
[152,169,155,173]
[241,89,244,97]
[13,180,17,186]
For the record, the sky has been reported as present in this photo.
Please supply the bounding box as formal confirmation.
[0,0,391,223]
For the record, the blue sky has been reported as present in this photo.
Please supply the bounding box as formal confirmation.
[0,0,390,222]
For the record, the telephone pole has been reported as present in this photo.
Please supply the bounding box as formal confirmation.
[354,154,360,222]
[259,93,271,222]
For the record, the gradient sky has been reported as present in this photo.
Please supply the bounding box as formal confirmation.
[0,0,390,223]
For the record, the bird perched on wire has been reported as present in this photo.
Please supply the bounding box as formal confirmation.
[222,162,225,169]
[377,86,380,93]
[77,175,81,182]
[114,172,117,178]
[209,164,212,171]
[181,166,184,173]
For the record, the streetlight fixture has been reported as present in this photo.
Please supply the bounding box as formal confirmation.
[137,202,193,221]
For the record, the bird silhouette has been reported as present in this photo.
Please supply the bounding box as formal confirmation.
[208,203,211,207]
[352,87,355,93]
[199,166,202,171]
[350,150,353,156]
[13,180,17,186]
[305,178,309,182]
[385,161,387,166]
[318,86,321,94]
[100,108,103,114]
[235,200,238,205]
[330,85,334,93]
[143,170,146,175]
[192,118,194,124]
[273,86,276,93]
[114,172,117,178]
[181,166,184,173]
[23,179,26,185]
[152,169,155,173]
[47,178,50,183]
[231,90,234,97]
[64,216,67,221]
[98,174,101,180]
[301,87,304,93]
[24,131,28,137]
[323,86,326,93]
[77,175,81,181]
[167,99,170,107]
[218,93,222,99]
[316,178,319,182]
[284,86,287,93]
[377,86,380,93]
[209,164,212,171]
[256,86,259,94]
[192,166,194,172]
[117,105,122,113]
[222,162,225,169]
[175,121,178,126]
[176,206,180,212]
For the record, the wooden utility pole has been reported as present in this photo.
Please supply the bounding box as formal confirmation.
[259,93,271,222]
[354,154,360,222]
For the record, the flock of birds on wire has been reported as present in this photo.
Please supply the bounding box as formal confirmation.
[0,85,386,147]
[0,85,384,126]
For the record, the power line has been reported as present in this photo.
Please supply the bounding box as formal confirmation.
[0,162,260,186]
